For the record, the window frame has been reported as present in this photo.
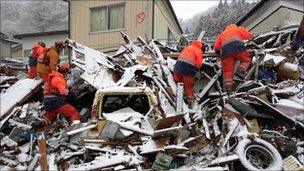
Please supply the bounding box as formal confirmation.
[90,3,126,34]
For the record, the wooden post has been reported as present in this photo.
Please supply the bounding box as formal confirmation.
[38,134,48,171]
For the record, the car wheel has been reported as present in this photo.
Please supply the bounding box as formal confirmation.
[236,138,283,171]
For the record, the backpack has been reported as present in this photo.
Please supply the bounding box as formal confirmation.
[37,48,51,65]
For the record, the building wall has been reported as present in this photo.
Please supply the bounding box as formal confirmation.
[70,0,181,52]
[21,34,68,61]
[0,40,12,58]
[12,48,22,60]
[70,0,151,52]
[240,0,304,35]
[153,0,181,42]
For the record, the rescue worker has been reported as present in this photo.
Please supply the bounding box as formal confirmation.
[32,63,80,128]
[214,24,253,92]
[173,40,204,105]
[28,42,45,79]
[36,41,65,82]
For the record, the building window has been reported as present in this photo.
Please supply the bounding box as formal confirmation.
[24,49,31,57]
[91,4,125,32]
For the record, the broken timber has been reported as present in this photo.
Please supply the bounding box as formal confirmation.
[197,69,222,101]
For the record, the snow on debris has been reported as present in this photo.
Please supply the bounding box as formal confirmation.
[0,78,42,118]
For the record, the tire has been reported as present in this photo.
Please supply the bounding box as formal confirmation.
[235,138,283,171]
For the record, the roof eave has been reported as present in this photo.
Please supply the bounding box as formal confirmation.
[14,30,69,39]
[236,0,270,26]
[165,0,183,34]
[1,38,19,44]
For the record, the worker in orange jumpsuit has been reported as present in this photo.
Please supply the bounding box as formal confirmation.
[173,40,204,105]
[214,24,253,92]
[36,41,65,82]
[28,42,45,79]
[32,63,80,128]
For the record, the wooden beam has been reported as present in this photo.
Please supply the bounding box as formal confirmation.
[38,135,48,171]
[162,52,219,59]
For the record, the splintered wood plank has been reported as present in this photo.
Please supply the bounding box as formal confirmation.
[38,138,48,171]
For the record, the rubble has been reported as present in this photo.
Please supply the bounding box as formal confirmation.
[0,30,303,170]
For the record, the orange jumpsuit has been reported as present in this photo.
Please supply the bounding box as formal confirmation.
[173,40,203,99]
[214,24,253,91]
[36,46,60,82]
[28,43,45,79]
[42,71,80,125]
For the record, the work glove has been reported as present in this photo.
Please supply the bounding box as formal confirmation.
[59,89,69,96]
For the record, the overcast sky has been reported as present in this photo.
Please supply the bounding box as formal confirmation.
[170,0,220,20]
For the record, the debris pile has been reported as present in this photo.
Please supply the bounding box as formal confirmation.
[0,31,303,171]
[0,58,28,92]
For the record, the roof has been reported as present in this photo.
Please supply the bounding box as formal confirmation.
[236,0,304,26]
[236,0,270,26]
[12,44,22,51]
[1,32,20,44]
[14,30,69,39]
[165,0,183,34]
[1,32,9,39]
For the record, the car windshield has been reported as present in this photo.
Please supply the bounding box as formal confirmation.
[101,94,150,114]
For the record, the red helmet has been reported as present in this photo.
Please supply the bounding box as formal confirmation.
[58,63,70,74]
[55,41,65,49]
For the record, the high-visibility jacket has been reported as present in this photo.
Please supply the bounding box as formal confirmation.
[43,71,68,96]
[30,43,45,58]
[37,46,60,74]
[43,71,69,111]
[214,24,253,57]
[178,40,203,68]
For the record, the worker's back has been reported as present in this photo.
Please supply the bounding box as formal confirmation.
[214,24,253,50]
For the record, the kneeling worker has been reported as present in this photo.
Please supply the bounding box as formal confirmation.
[32,63,80,129]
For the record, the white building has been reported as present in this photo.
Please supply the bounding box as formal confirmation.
[236,0,304,35]
[14,30,69,61]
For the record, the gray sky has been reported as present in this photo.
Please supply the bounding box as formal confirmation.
[170,0,220,20]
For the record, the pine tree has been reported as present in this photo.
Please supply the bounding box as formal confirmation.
[192,0,257,41]
[218,0,223,9]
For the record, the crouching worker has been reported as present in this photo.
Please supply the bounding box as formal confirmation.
[28,42,45,79]
[214,24,253,92]
[173,40,204,106]
[32,63,80,129]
